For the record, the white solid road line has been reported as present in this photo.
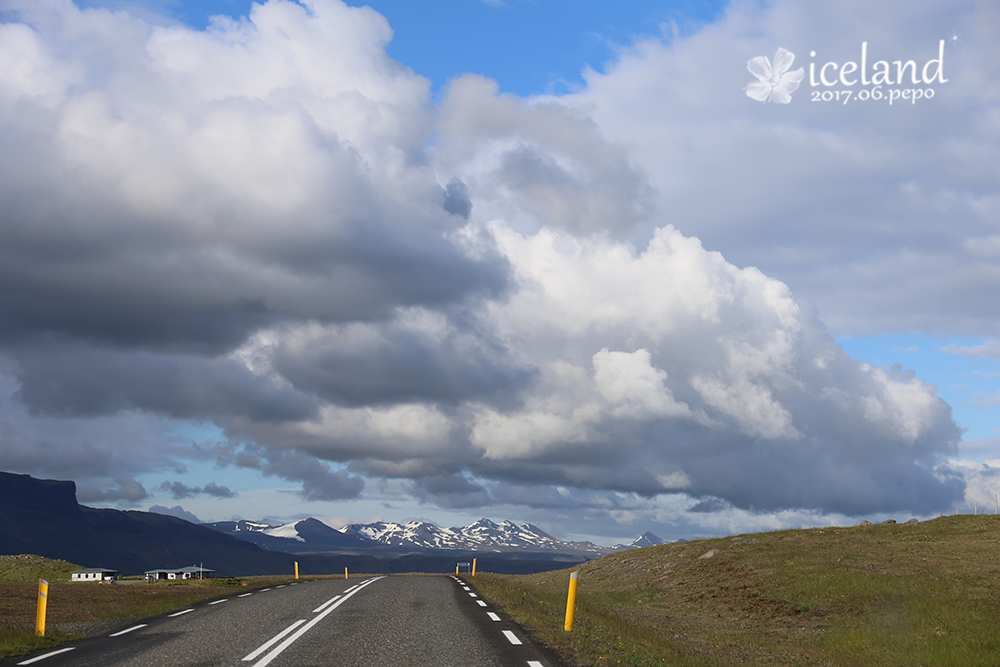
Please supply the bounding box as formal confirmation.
[312,594,341,613]
[168,609,194,617]
[247,577,384,667]
[502,630,522,645]
[109,624,147,637]
[241,620,306,662]
[487,612,501,622]
[16,647,76,665]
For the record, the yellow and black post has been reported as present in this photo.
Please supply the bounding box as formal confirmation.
[294,561,299,579]
[472,558,477,576]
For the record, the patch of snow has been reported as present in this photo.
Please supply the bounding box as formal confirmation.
[263,522,305,542]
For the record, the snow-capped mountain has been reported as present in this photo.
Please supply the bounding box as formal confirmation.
[208,516,662,558]
[621,531,665,549]
[206,519,273,534]
[263,522,306,542]
[338,518,612,556]
[204,517,374,553]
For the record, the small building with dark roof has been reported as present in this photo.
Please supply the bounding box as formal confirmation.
[145,566,216,581]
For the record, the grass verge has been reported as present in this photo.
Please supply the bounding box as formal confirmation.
[468,515,1000,666]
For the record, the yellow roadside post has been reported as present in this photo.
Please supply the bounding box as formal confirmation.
[564,571,579,632]
[455,564,459,575]
[344,567,348,580]
[472,558,477,576]
[294,561,299,579]
[35,579,49,636]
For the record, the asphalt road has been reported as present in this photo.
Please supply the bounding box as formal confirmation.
[8,576,560,667]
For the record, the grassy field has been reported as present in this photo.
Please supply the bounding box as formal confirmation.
[0,555,81,584]
[468,515,1000,667]
[0,555,304,660]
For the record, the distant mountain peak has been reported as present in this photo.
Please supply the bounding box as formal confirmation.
[630,531,665,548]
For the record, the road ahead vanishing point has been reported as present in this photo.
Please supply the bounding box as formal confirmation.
[9,576,556,667]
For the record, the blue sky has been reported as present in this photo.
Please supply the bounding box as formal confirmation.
[79,0,728,97]
[839,335,999,444]
[1,0,996,544]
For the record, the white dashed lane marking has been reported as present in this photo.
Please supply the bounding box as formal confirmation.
[455,578,542,662]
[109,625,147,637]
[502,630,522,645]
[238,593,253,598]
[468,592,477,597]
[16,648,76,665]
[168,609,194,617]
[209,599,228,605]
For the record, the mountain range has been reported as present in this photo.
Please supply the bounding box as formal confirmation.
[205,516,662,558]
[0,471,663,575]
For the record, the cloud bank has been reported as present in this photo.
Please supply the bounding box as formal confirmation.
[0,0,980,531]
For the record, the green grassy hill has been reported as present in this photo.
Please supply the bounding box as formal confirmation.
[0,555,81,583]
[470,515,1000,666]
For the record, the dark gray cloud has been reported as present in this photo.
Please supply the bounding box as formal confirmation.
[443,179,472,219]
[12,341,319,421]
[223,444,365,502]
[408,474,492,509]
[158,481,235,499]
[688,498,729,514]
[77,476,149,504]
[270,317,534,408]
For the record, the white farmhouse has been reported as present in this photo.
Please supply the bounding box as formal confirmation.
[71,568,119,582]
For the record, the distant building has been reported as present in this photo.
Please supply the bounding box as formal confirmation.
[71,568,119,582]
[145,566,216,581]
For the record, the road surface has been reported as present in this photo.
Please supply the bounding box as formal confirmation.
[7,576,560,667]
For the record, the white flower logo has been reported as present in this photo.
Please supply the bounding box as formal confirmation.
[745,48,805,104]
